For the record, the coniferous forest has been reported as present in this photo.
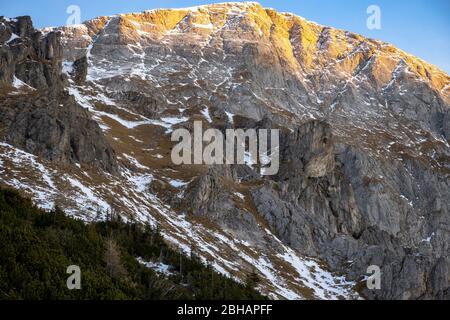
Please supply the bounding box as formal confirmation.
[0,188,265,300]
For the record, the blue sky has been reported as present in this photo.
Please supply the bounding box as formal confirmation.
[1,0,449,73]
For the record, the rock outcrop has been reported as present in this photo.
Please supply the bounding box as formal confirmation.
[0,16,118,174]
[0,16,64,90]
[252,121,450,299]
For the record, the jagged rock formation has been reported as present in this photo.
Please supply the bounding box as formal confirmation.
[1,2,449,299]
[0,16,64,90]
[0,16,118,173]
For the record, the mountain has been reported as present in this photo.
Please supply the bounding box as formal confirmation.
[1,2,449,299]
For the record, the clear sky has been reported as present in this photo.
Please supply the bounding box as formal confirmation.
[1,0,449,73]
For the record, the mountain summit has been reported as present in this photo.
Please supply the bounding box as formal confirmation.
[1,2,449,299]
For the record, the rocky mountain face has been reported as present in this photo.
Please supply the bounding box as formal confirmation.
[0,16,118,173]
[1,2,449,299]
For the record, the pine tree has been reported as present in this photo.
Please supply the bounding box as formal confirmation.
[245,269,261,290]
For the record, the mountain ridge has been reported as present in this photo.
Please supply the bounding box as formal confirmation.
[42,2,449,92]
[1,2,449,299]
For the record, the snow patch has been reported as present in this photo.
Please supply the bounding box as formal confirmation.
[137,257,174,276]
[12,76,34,90]
[65,176,111,213]
[225,111,235,124]
[168,179,189,188]
[6,33,19,44]
[201,105,213,123]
